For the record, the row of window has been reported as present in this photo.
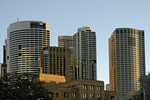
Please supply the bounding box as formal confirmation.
[82,85,101,90]
[83,93,101,99]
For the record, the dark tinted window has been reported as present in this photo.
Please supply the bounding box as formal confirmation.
[30,22,45,29]
[116,30,119,33]
[120,30,123,33]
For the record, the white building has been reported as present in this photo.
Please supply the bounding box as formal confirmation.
[7,21,50,74]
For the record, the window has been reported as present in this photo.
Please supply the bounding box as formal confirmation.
[64,92,69,98]
[56,93,59,98]
[90,94,94,99]
[105,96,108,100]
[90,85,94,90]
[116,30,119,33]
[72,85,76,88]
[97,94,101,99]
[82,85,87,89]
[120,30,123,33]
[71,93,76,98]
[97,86,101,91]
[83,93,87,98]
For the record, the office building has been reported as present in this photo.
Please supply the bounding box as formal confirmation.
[58,36,73,79]
[109,28,145,100]
[44,79,117,100]
[73,27,96,80]
[7,21,50,74]
[40,46,71,81]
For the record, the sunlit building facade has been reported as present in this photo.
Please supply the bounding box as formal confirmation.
[40,46,71,81]
[73,27,96,80]
[7,21,50,74]
[58,36,73,79]
[109,28,145,100]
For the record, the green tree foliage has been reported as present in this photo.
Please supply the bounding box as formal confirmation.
[0,73,50,100]
[140,73,150,95]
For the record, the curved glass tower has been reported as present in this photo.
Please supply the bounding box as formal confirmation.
[7,21,50,74]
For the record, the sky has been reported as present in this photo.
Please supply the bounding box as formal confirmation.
[0,0,150,85]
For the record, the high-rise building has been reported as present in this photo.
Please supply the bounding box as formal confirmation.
[3,39,7,64]
[40,46,71,81]
[7,21,50,74]
[73,27,96,80]
[58,36,73,50]
[58,36,73,79]
[109,28,145,100]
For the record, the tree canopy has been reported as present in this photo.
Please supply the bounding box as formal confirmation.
[0,73,50,100]
[140,73,150,97]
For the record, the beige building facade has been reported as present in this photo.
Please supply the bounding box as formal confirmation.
[44,79,117,100]
[40,46,71,81]
[109,28,145,100]
[39,73,66,84]
[58,36,74,79]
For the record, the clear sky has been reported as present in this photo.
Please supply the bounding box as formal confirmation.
[0,0,150,85]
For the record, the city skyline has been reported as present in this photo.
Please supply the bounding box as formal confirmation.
[0,0,150,85]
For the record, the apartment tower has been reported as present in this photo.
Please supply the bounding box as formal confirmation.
[7,21,50,74]
[40,46,71,81]
[73,27,96,80]
[109,28,145,100]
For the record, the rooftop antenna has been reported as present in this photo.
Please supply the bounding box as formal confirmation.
[17,18,19,22]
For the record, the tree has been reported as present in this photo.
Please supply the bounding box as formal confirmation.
[0,73,50,100]
[140,73,150,99]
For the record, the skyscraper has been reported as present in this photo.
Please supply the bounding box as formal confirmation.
[109,28,145,100]
[58,36,73,79]
[40,46,71,81]
[73,27,96,80]
[7,21,50,74]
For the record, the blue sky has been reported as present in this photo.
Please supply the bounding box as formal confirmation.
[0,0,150,85]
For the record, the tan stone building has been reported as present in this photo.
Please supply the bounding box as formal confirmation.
[1,63,7,78]
[109,28,145,100]
[58,36,74,80]
[40,46,71,81]
[44,79,117,100]
[39,73,66,84]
